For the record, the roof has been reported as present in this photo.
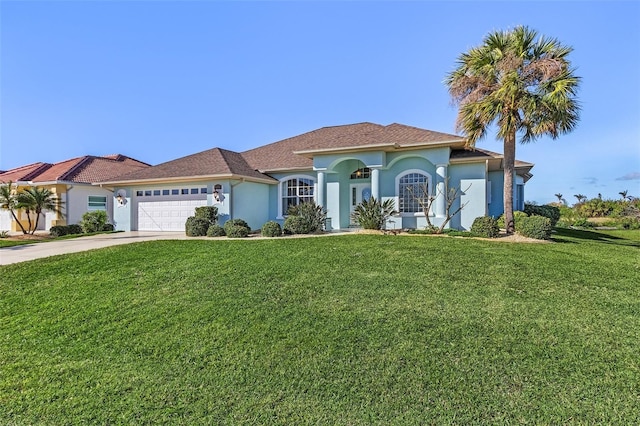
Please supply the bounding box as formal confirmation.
[450,147,534,181]
[101,148,276,185]
[0,155,150,184]
[242,122,465,171]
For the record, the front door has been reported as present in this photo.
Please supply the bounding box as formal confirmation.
[350,183,371,225]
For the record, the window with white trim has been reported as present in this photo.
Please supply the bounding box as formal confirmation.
[88,196,107,211]
[281,177,315,215]
[398,172,429,213]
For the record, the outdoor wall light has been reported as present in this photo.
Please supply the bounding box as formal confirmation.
[116,190,127,206]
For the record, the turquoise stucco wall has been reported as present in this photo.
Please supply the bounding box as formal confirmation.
[229,181,271,230]
[448,163,487,230]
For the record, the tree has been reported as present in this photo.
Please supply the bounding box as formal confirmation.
[0,181,28,234]
[17,186,63,234]
[573,194,587,204]
[446,26,580,234]
[619,190,629,201]
[554,193,564,203]
[407,178,469,233]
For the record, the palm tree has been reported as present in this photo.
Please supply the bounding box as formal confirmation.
[619,190,628,201]
[446,26,580,233]
[0,181,29,234]
[554,193,564,203]
[17,186,63,234]
[573,194,586,204]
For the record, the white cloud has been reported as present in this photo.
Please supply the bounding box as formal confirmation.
[616,172,640,181]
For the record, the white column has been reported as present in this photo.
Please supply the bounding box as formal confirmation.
[370,168,380,200]
[316,171,325,208]
[435,164,447,218]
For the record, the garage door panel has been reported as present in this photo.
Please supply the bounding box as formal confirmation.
[138,198,206,231]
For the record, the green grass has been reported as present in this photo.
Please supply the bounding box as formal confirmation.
[1,230,639,424]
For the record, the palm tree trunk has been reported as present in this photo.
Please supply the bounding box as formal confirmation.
[503,132,516,234]
[10,210,29,234]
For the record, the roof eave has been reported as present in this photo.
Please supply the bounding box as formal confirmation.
[96,173,277,187]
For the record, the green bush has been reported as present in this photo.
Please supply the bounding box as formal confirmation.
[49,225,69,237]
[226,225,249,238]
[470,216,500,238]
[50,224,85,237]
[283,216,308,235]
[517,215,552,240]
[497,211,528,229]
[102,223,115,232]
[350,197,396,230]
[261,221,282,237]
[524,204,560,226]
[620,217,640,230]
[80,211,108,233]
[206,224,226,237]
[285,201,327,234]
[224,219,250,235]
[185,217,210,237]
[572,218,595,228]
[194,206,218,224]
[68,224,83,235]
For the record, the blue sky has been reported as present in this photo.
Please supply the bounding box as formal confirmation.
[1,1,639,204]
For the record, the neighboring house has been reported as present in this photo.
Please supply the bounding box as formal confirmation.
[100,122,533,232]
[0,155,150,232]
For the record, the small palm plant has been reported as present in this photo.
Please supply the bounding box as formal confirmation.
[351,197,396,230]
[17,186,64,234]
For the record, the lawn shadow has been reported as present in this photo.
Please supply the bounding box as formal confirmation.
[552,227,640,248]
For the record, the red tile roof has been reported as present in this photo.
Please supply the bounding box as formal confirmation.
[0,155,150,184]
[0,162,52,183]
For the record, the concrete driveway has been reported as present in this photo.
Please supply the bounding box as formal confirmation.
[0,232,191,265]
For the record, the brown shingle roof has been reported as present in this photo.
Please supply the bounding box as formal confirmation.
[101,148,274,184]
[0,155,150,184]
[242,122,464,171]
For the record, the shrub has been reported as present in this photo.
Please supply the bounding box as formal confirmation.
[261,221,282,237]
[620,217,640,230]
[226,225,249,238]
[185,217,210,237]
[224,219,250,235]
[517,215,552,240]
[283,216,308,235]
[497,211,528,229]
[49,225,69,237]
[524,204,560,226]
[68,224,83,235]
[285,201,327,234]
[351,197,396,230]
[572,218,595,228]
[194,206,218,224]
[206,224,226,237]
[470,216,500,238]
[80,211,108,233]
[50,224,84,237]
[102,223,115,232]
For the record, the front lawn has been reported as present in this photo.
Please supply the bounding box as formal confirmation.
[1,231,639,423]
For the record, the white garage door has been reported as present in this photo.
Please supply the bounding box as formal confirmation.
[138,199,207,231]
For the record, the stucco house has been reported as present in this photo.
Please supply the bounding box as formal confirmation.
[99,122,533,232]
[0,155,149,232]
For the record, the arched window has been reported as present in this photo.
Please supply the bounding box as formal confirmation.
[398,171,430,213]
[350,167,370,179]
[281,177,315,215]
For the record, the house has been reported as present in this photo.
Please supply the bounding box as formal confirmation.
[0,155,150,232]
[99,122,533,232]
